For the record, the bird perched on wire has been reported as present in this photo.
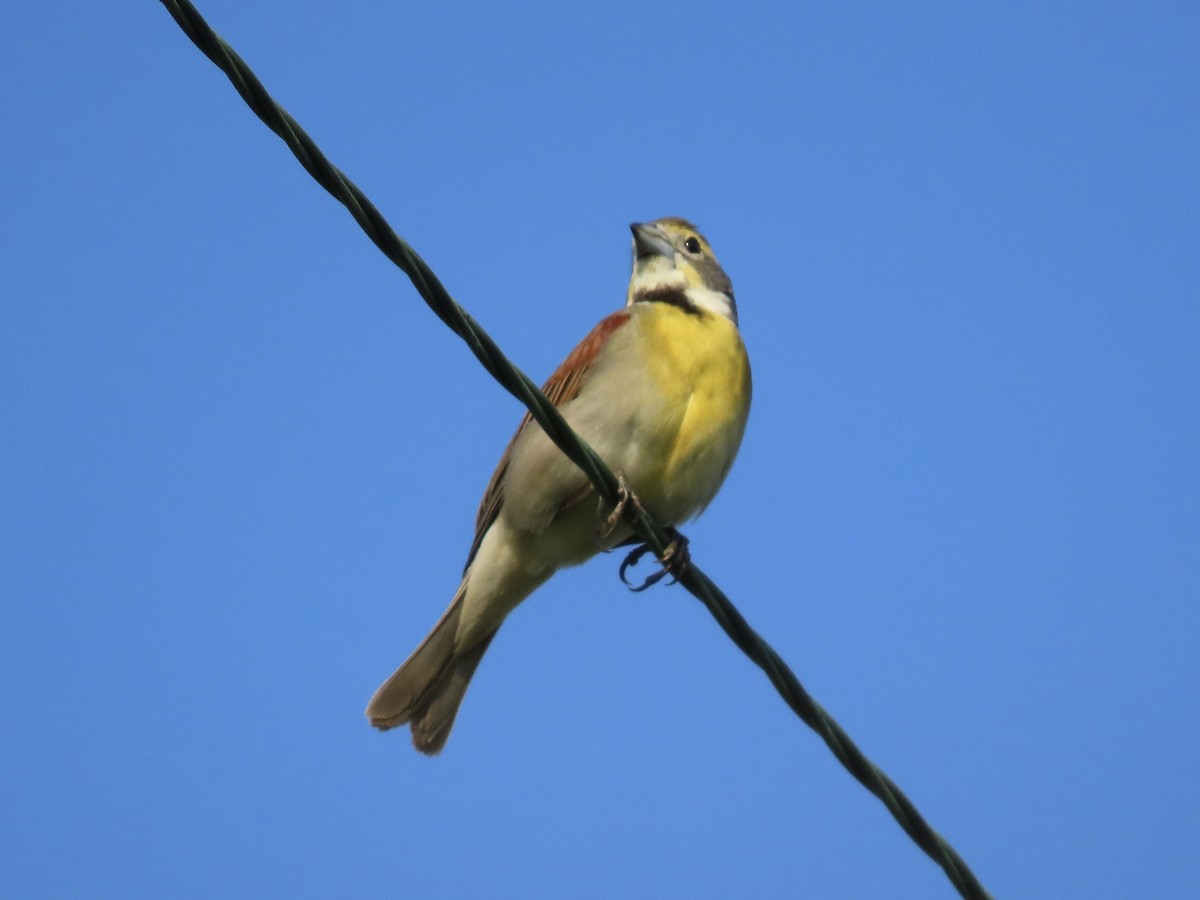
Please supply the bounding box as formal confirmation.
[366,217,752,754]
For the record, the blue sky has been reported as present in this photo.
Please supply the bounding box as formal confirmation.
[3,2,1197,897]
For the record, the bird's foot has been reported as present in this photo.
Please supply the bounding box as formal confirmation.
[595,470,643,549]
[619,529,691,592]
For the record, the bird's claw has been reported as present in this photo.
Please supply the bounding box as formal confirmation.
[619,529,691,592]
[595,470,643,549]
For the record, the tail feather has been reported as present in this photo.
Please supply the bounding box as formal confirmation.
[365,581,497,755]
[408,632,495,754]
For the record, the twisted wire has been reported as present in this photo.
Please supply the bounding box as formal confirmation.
[159,3,992,896]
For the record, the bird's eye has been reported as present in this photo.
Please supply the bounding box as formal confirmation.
[684,236,702,254]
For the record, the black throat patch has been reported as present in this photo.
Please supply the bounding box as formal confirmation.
[636,287,702,316]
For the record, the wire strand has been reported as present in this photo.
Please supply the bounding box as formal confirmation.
[158,3,993,897]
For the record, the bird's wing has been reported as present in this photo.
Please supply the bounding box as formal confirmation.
[464,310,632,570]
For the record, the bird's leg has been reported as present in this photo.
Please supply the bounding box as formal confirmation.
[595,470,643,549]
[619,528,691,592]
[596,474,692,590]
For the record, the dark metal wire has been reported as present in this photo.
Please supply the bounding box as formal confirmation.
[158,3,993,896]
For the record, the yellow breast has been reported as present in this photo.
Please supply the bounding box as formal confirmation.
[635,302,752,519]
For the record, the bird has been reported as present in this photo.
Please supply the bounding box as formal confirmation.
[366,217,752,754]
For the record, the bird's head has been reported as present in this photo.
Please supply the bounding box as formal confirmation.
[626,218,737,325]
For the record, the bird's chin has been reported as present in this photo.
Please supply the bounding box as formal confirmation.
[627,266,686,305]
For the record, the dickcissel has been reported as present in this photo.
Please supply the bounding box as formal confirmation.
[367,217,752,754]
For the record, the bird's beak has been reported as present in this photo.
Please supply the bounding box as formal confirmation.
[630,222,674,261]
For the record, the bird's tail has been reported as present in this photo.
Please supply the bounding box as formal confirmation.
[365,580,497,755]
